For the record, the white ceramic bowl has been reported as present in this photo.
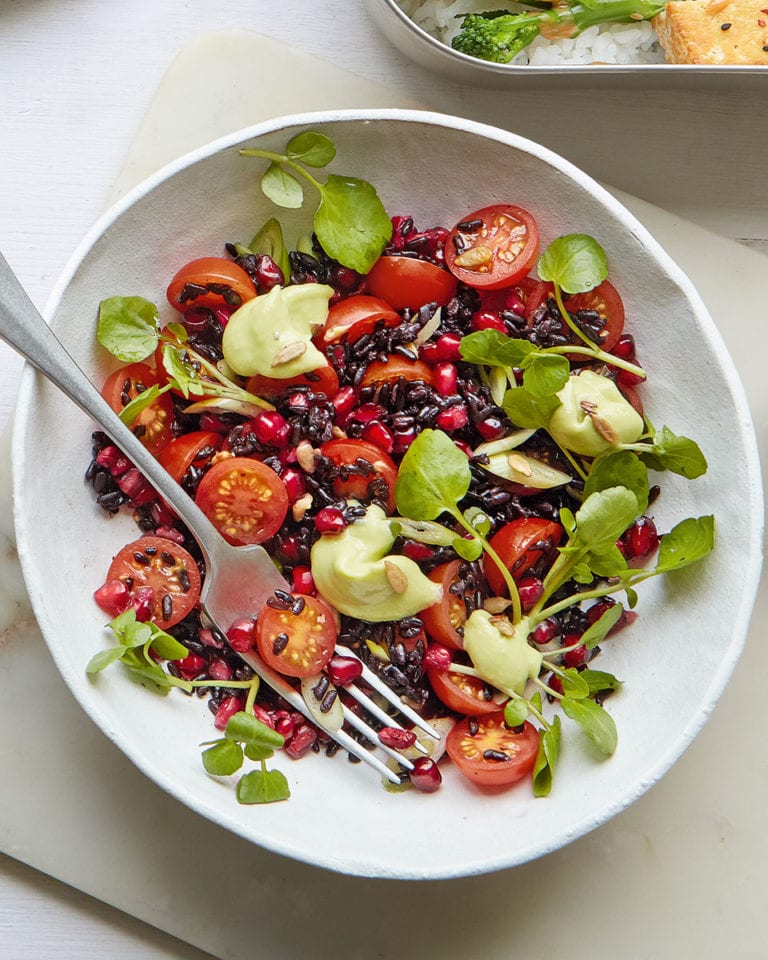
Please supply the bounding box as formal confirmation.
[12,109,762,879]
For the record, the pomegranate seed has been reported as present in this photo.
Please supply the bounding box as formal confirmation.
[617,363,645,388]
[530,617,560,645]
[250,410,290,447]
[116,467,149,501]
[401,539,435,562]
[93,579,130,618]
[454,439,473,456]
[587,599,638,634]
[409,757,442,793]
[208,658,233,681]
[214,696,244,731]
[393,428,417,453]
[95,445,132,476]
[433,362,458,396]
[423,644,452,671]
[286,391,309,411]
[291,565,315,595]
[278,533,303,562]
[284,722,318,758]
[131,586,155,622]
[350,402,386,424]
[472,311,506,333]
[547,673,564,696]
[212,305,233,328]
[150,501,176,527]
[362,420,394,454]
[199,628,225,649]
[611,333,636,360]
[420,332,462,365]
[477,416,506,441]
[436,404,468,432]
[379,726,417,750]
[332,386,357,419]
[327,655,364,686]
[226,617,258,653]
[621,516,659,563]
[332,266,361,291]
[252,704,276,728]
[281,468,306,504]
[561,634,588,668]
[502,290,526,315]
[314,507,347,534]
[253,254,284,291]
[181,307,212,335]
[517,576,543,612]
[175,653,207,680]
[154,525,185,544]
[272,709,297,739]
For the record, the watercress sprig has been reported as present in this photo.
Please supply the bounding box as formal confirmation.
[240,131,392,274]
[201,711,290,805]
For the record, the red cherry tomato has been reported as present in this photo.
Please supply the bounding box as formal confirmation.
[365,256,457,311]
[319,295,400,346]
[420,560,468,652]
[359,357,434,388]
[446,713,539,788]
[101,362,173,457]
[194,457,289,545]
[255,595,337,678]
[483,518,564,598]
[445,205,539,291]
[428,668,503,716]
[246,365,339,400]
[166,257,256,313]
[106,536,201,628]
[563,279,625,354]
[318,438,398,513]
[158,431,223,485]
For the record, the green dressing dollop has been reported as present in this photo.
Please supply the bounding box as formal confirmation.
[548,370,644,457]
[463,610,543,696]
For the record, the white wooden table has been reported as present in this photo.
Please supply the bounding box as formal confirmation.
[1,2,766,957]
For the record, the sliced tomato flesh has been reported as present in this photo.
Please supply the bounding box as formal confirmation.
[420,560,468,651]
[446,713,539,788]
[429,668,503,716]
[256,594,337,678]
[194,456,289,545]
[445,205,539,291]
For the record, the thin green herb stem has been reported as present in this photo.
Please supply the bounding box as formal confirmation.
[244,677,260,714]
[505,687,551,730]
[532,674,562,701]
[558,443,589,483]
[239,149,323,192]
[451,507,522,623]
[536,569,648,621]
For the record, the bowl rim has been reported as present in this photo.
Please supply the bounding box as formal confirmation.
[12,108,765,878]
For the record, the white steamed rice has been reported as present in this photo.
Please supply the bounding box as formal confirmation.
[396,0,665,64]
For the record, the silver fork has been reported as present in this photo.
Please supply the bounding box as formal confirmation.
[0,253,438,782]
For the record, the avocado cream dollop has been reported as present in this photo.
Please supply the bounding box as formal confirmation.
[221,283,332,379]
[310,504,442,623]
[548,370,644,457]
[463,610,543,696]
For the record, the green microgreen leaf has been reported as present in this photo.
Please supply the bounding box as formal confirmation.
[247,216,291,281]
[584,451,649,514]
[97,295,160,362]
[463,506,492,538]
[236,767,291,804]
[202,740,244,777]
[636,426,708,479]
[314,174,392,274]
[561,697,617,755]
[285,130,336,167]
[532,715,561,798]
[579,669,623,694]
[560,668,590,700]
[86,646,126,674]
[580,602,624,649]
[504,699,529,728]
[503,385,561,430]
[537,234,608,296]
[395,428,471,521]
[452,536,484,561]
[225,711,285,751]
[116,383,170,427]
[654,515,715,573]
[261,162,303,208]
[571,486,639,555]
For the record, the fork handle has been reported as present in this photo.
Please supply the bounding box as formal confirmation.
[0,252,223,556]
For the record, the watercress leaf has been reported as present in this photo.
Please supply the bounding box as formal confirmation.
[97,295,160,362]
[314,174,392,274]
[390,517,457,546]
[584,450,649,514]
[149,630,190,662]
[118,652,176,695]
[532,716,561,798]
[395,429,471,521]
[572,560,595,584]
[108,608,138,639]
[624,585,639,608]
[530,691,543,714]
[574,486,639,554]
[261,162,304,208]
[522,352,570,399]
[559,507,577,537]
[161,343,200,400]
[117,384,167,427]
[561,697,617,755]
[237,767,291,804]
[588,544,629,579]
[503,386,561,430]
[248,216,291,281]
[244,743,276,762]
[580,602,624,649]
[202,740,244,777]
[580,669,623,694]
[452,536,484,561]
[121,620,154,648]
[285,130,336,168]
[537,234,608,296]
[504,699,529,727]
[639,426,708,480]
[225,711,285,750]
[86,646,126,674]
[560,668,590,699]
[464,506,492,537]
[459,329,534,368]
[654,515,715,573]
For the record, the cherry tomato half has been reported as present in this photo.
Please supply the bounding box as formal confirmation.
[428,668,503,716]
[101,362,174,457]
[483,518,564,598]
[158,431,223,485]
[166,257,256,313]
[318,438,398,513]
[194,457,289,545]
[446,713,539,788]
[420,560,468,652]
[445,205,539,291]
[365,256,457,311]
[563,279,625,354]
[256,594,337,678]
[246,365,340,400]
[319,295,400,346]
[359,356,434,388]
[106,536,201,628]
